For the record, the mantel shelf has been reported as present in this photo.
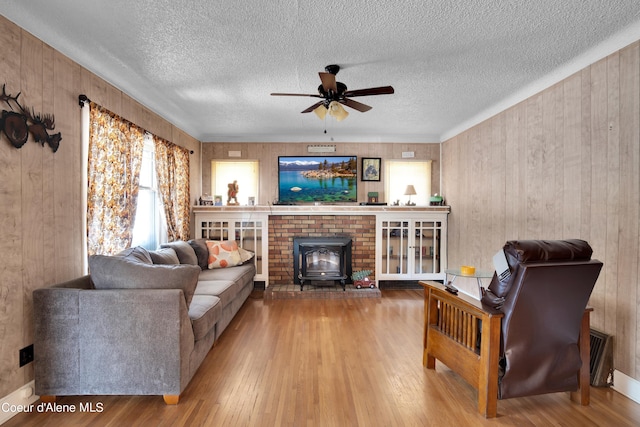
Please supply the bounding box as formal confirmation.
[193,205,450,216]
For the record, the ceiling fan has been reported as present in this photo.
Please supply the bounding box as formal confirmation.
[270,64,394,122]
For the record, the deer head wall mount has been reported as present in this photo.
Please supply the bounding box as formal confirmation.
[0,83,61,153]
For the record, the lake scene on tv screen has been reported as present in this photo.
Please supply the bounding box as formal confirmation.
[278,156,357,203]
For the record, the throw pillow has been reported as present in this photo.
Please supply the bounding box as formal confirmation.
[89,254,200,307]
[188,238,209,270]
[117,246,153,264]
[205,240,242,269]
[149,247,180,265]
[238,247,255,264]
[160,241,198,265]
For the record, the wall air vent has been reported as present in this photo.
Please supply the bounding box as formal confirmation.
[590,328,614,387]
[307,145,336,153]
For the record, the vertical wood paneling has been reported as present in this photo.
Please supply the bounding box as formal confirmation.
[589,57,609,327]
[605,53,621,335]
[541,83,562,237]
[525,93,543,237]
[20,31,44,385]
[0,16,25,396]
[441,134,460,259]
[471,122,490,260]
[617,42,640,379]
[579,68,593,241]
[41,43,56,286]
[562,73,582,236]
[53,54,82,282]
[489,114,507,251]
[443,41,640,381]
[0,15,203,398]
[504,105,521,239]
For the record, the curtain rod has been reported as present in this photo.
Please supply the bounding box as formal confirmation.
[79,94,89,107]
[78,94,193,154]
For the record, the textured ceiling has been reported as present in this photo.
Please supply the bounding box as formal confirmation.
[2,1,640,143]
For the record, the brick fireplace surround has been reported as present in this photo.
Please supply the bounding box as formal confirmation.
[268,215,376,286]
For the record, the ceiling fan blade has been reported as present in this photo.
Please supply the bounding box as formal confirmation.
[343,86,395,97]
[340,98,372,112]
[271,93,323,98]
[319,72,337,93]
[301,101,325,113]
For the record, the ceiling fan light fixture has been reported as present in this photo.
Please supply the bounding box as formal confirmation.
[313,104,328,120]
[328,101,348,122]
[272,65,393,121]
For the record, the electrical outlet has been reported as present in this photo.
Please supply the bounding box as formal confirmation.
[19,344,34,367]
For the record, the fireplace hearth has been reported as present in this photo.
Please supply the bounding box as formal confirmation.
[293,236,352,290]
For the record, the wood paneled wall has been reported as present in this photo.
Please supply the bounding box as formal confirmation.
[442,41,640,381]
[0,16,201,398]
[201,142,441,205]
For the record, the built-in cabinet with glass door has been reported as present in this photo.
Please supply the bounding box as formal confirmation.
[376,213,447,281]
[193,206,448,287]
[195,212,268,284]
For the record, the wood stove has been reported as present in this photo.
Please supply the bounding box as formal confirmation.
[293,236,352,290]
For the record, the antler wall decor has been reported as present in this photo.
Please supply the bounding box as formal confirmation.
[0,83,61,152]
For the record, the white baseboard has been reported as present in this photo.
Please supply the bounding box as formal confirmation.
[0,381,39,425]
[612,369,640,405]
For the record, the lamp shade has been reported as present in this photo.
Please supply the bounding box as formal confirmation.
[404,185,417,196]
[313,104,328,120]
[327,101,349,122]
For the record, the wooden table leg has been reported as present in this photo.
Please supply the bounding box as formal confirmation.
[477,314,501,418]
[571,309,592,406]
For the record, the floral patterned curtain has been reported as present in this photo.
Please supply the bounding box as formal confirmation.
[154,136,191,241]
[86,102,145,255]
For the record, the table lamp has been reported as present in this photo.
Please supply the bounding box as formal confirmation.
[404,185,417,206]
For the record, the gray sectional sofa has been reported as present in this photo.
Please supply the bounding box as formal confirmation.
[33,239,255,404]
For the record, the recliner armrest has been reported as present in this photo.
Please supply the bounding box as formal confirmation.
[420,280,503,417]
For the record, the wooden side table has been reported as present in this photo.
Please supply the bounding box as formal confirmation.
[444,268,493,299]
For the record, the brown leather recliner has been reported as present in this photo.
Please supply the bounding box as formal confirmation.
[481,239,603,399]
[420,239,603,417]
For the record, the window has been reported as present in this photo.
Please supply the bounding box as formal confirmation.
[211,161,259,205]
[385,160,432,206]
[131,135,166,249]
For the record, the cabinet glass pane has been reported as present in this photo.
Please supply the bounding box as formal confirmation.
[200,221,229,240]
[413,220,441,274]
[235,220,263,275]
[381,220,409,275]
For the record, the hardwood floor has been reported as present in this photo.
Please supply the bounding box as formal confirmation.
[6,290,640,426]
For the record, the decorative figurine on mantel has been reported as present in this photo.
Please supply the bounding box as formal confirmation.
[227,180,239,205]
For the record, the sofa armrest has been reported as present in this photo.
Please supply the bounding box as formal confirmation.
[34,287,195,397]
[34,287,84,395]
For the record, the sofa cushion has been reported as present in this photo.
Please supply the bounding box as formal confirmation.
[195,280,237,307]
[88,254,200,307]
[198,262,255,283]
[149,247,180,265]
[117,246,153,264]
[205,240,242,269]
[188,238,209,270]
[188,295,222,341]
[160,241,198,265]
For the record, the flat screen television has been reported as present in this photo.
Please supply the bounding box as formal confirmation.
[278,156,357,204]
